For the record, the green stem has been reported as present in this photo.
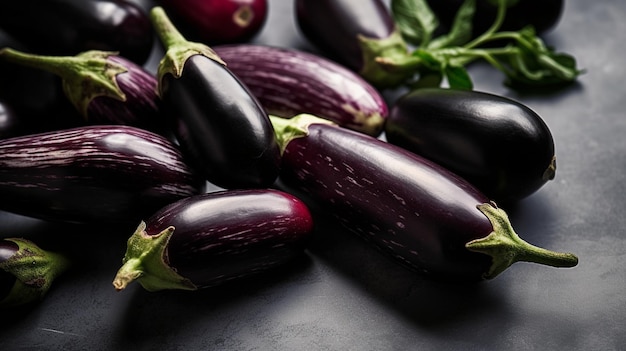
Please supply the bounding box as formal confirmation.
[466,202,578,280]
[269,114,336,155]
[463,0,508,49]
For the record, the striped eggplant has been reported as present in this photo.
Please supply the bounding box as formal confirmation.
[213,44,389,137]
[113,189,314,292]
[0,125,206,224]
[0,48,167,135]
[271,114,578,282]
[0,238,70,308]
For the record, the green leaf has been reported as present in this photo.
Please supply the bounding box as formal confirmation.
[429,0,476,49]
[391,0,439,47]
[445,64,473,89]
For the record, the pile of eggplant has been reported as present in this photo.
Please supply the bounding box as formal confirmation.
[0,0,578,309]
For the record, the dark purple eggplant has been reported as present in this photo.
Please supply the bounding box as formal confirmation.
[294,0,410,88]
[271,114,577,282]
[150,6,281,189]
[0,48,167,135]
[0,238,70,308]
[156,0,268,45]
[0,99,22,139]
[112,189,314,291]
[213,44,388,137]
[385,88,556,204]
[0,0,154,65]
[0,125,206,224]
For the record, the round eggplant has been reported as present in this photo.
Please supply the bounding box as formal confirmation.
[150,6,281,189]
[0,48,166,135]
[156,0,268,45]
[385,88,556,203]
[0,125,206,224]
[213,44,389,136]
[112,189,315,292]
[271,114,577,282]
[0,238,70,308]
[0,0,154,65]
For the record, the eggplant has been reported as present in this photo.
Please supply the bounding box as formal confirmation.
[0,0,154,65]
[0,238,70,308]
[213,44,388,137]
[150,7,281,189]
[112,189,314,291]
[385,88,556,203]
[0,99,22,139]
[294,0,410,88]
[271,114,577,282]
[156,0,268,45]
[0,125,206,224]
[426,0,564,38]
[0,48,166,135]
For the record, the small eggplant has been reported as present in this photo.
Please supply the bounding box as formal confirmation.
[213,44,388,136]
[149,7,281,189]
[0,0,154,65]
[385,88,556,203]
[0,125,206,224]
[0,48,167,135]
[0,238,70,308]
[271,114,577,282]
[112,189,314,292]
[294,0,410,88]
[156,0,268,45]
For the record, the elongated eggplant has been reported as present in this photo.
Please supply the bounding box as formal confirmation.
[0,0,154,65]
[385,88,556,203]
[112,189,314,291]
[0,48,166,135]
[294,0,410,88]
[156,0,268,45]
[0,125,206,224]
[213,44,388,136]
[0,238,70,308]
[271,114,577,282]
[150,7,281,189]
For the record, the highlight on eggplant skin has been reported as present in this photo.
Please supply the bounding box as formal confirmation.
[385,88,557,203]
[0,125,206,224]
[213,44,389,137]
[0,0,154,65]
[271,114,578,282]
[112,189,315,292]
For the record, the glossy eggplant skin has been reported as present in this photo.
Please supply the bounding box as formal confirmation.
[213,44,389,136]
[426,0,564,37]
[0,0,154,65]
[0,125,206,224]
[160,54,281,189]
[385,88,556,204]
[0,99,22,139]
[276,119,494,281]
[294,0,396,72]
[114,189,315,291]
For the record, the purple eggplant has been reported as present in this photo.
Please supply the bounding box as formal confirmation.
[0,125,206,224]
[271,114,577,282]
[385,88,556,203]
[213,44,388,137]
[294,0,410,88]
[0,0,154,65]
[156,0,268,45]
[112,189,314,292]
[0,238,70,308]
[149,6,281,189]
[0,99,22,139]
[0,48,167,135]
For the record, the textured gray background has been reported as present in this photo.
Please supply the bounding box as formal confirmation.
[1,1,625,350]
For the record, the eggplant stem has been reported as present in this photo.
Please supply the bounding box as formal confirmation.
[466,202,578,279]
[269,114,336,154]
[112,222,196,292]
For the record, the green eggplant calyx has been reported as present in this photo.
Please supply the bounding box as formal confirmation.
[149,6,226,96]
[0,48,127,119]
[358,29,415,89]
[269,114,336,154]
[466,202,578,279]
[543,156,557,181]
[0,238,70,308]
[112,221,196,292]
